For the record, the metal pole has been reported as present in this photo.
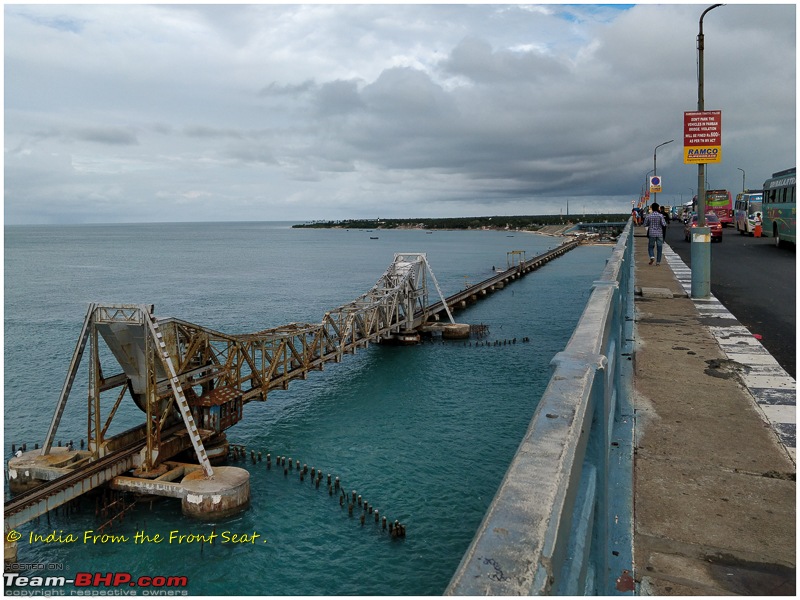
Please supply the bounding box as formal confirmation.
[692,3,722,299]
[738,167,746,192]
[653,140,674,205]
[644,169,653,207]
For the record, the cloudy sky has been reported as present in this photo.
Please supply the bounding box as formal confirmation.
[4,3,796,224]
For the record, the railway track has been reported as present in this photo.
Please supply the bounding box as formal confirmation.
[4,440,145,529]
[425,240,580,317]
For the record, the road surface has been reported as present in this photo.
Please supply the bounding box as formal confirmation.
[663,220,795,379]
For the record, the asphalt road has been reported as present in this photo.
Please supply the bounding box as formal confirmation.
[663,220,796,379]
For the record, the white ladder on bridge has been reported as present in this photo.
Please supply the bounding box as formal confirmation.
[145,313,214,479]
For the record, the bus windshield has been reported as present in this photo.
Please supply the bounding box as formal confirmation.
[735,192,763,235]
[705,190,733,226]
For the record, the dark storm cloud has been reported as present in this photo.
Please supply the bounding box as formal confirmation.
[17,124,140,147]
[442,36,567,83]
[259,80,316,98]
[4,4,795,224]
[225,145,278,165]
[73,127,139,146]
[315,80,365,116]
[361,68,455,117]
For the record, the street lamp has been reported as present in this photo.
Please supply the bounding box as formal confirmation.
[692,3,723,299]
[643,169,654,205]
[653,139,674,205]
[738,167,746,192]
[696,3,722,227]
[644,169,654,190]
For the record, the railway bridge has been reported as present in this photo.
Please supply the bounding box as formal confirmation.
[5,242,579,548]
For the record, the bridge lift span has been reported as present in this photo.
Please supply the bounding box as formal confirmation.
[8,254,454,516]
[45,253,453,479]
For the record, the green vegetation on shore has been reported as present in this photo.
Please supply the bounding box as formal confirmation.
[292,214,629,231]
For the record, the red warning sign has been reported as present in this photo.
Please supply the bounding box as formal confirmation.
[683,110,721,164]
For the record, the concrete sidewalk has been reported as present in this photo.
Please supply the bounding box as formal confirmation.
[631,232,796,595]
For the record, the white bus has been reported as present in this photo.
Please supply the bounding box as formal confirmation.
[734,191,763,235]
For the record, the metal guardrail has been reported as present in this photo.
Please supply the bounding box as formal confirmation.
[446,220,635,595]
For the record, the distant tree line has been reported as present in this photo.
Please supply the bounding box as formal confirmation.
[292,214,630,231]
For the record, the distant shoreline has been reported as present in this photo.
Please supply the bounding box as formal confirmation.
[292,213,629,232]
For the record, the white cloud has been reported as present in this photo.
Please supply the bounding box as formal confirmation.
[4,3,796,224]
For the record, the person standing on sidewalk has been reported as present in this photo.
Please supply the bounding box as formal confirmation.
[643,202,667,265]
[754,212,763,237]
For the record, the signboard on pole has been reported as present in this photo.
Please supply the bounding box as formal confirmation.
[683,110,722,164]
[649,175,662,193]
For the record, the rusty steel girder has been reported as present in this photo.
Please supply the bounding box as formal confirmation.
[40,254,451,479]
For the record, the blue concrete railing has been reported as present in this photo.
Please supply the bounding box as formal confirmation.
[446,220,636,595]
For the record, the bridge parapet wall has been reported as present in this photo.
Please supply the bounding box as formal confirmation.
[446,220,635,596]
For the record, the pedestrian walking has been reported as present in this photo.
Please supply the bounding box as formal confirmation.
[643,202,668,265]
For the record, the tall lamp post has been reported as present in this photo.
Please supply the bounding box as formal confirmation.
[692,3,722,299]
[738,167,746,192]
[643,169,654,207]
[653,139,674,206]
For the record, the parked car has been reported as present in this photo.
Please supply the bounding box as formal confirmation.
[684,213,723,242]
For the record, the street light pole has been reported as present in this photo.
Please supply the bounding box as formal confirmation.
[696,3,722,227]
[653,139,674,205]
[643,169,654,207]
[692,3,722,299]
[738,167,746,192]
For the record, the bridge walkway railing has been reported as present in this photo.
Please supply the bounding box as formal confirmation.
[445,220,635,595]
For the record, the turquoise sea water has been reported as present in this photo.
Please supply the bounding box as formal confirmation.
[4,222,611,595]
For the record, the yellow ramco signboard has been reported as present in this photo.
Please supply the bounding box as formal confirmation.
[683,110,721,164]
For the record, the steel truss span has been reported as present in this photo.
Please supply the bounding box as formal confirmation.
[6,244,579,529]
[38,253,451,480]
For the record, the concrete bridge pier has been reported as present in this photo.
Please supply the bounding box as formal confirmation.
[181,466,250,518]
[385,330,421,345]
[441,323,470,339]
[107,463,251,519]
